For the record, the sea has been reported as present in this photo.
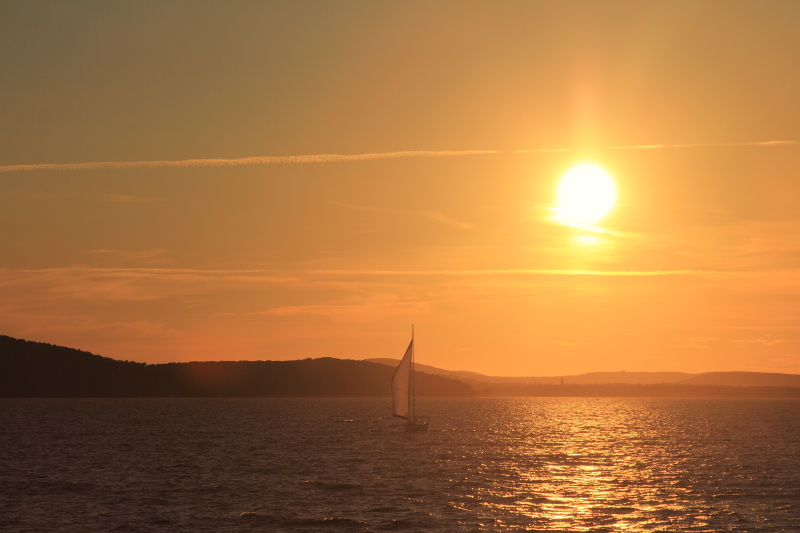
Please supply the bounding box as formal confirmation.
[1,397,799,532]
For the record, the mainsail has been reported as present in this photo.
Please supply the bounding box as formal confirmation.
[391,339,414,420]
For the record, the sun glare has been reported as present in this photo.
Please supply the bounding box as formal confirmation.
[554,164,617,226]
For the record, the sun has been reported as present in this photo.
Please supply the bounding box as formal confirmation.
[554,163,617,225]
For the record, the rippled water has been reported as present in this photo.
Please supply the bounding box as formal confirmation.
[2,398,799,532]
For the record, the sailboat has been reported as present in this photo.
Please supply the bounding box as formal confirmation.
[391,326,429,432]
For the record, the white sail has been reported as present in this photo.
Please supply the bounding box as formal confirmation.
[391,339,414,420]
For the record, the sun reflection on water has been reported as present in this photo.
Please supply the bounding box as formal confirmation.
[436,398,723,531]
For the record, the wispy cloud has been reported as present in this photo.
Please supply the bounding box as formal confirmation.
[419,211,475,230]
[602,140,799,151]
[97,194,163,204]
[0,150,497,174]
[0,267,717,313]
[734,335,788,346]
[339,203,474,230]
[255,296,428,319]
[0,267,303,304]
[675,336,721,349]
[767,354,800,368]
[512,148,570,153]
[87,248,171,262]
[5,266,715,278]
[306,268,715,277]
[2,140,795,175]
[532,339,594,346]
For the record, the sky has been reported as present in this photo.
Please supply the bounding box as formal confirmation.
[3,1,800,376]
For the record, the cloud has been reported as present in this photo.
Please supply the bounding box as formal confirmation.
[0,266,715,327]
[306,268,714,277]
[0,150,497,174]
[602,140,799,151]
[255,294,429,321]
[735,335,788,346]
[418,211,475,230]
[339,203,475,230]
[0,267,304,306]
[2,140,795,175]
[767,354,800,367]
[8,266,293,277]
[675,336,721,349]
[5,266,717,282]
[97,194,163,204]
[87,248,171,262]
[512,148,570,153]
[0,266,721,319]
[532,340,593,346]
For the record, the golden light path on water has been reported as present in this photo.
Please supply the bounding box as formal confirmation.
[429,398,786,532]
[4,397,799,531]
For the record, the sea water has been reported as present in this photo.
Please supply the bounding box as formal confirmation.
[1,397,799,532]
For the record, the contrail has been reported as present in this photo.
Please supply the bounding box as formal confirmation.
[0,150,497,174]
[1,141,796,174]
[601,140,799,151]
[8,266,714,277]
[307,268,715,277]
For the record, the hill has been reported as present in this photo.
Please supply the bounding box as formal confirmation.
[679,372,800,387]
[368,358,695,385]
[0,336,474,398]
[367,358,800,396]
[4,336,800,398]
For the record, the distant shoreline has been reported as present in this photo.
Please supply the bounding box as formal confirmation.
[3,335,800,399]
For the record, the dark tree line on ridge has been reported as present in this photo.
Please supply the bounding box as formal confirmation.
[2,335,799,398]
[0,335,474,398]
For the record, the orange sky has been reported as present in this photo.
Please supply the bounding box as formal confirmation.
[2,2,800,376]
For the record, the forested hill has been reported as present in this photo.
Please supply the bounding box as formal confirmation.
[4,335,800,398]
[0,336,474,398]
[368,358,800,388]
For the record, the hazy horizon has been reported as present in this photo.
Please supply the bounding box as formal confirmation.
[3,2,800,376]
[8,334,800,381]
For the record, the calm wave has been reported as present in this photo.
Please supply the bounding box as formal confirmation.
[2,398,798,532]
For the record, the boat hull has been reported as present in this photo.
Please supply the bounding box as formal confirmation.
[404,418,429,432]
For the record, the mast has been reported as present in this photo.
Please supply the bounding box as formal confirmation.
[391,330,414,420]
[409,324,415,420]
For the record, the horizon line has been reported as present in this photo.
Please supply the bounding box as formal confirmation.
[3,333,797,378]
